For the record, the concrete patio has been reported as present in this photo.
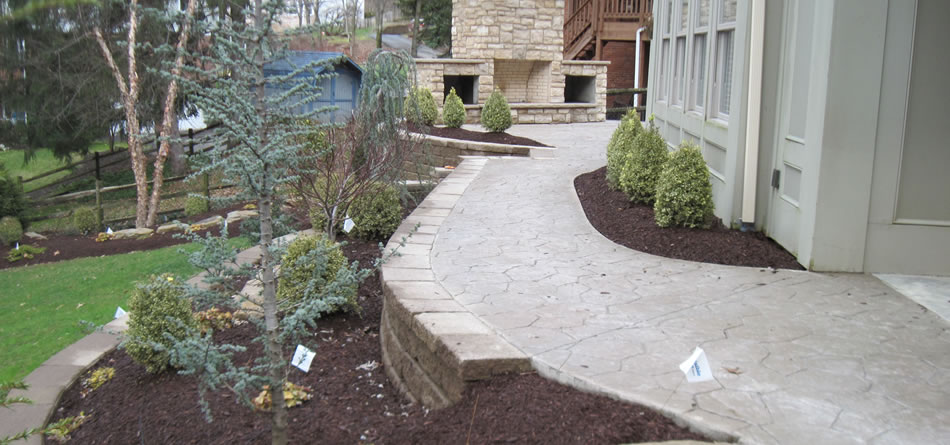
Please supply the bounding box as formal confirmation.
[425,122,950,444]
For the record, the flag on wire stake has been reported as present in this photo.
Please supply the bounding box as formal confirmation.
[679,347,714,382]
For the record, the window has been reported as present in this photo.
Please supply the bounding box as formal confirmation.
[711,0,736,120]
[657,0,673,102]
[672,0,688,107]
[689,0,710,111]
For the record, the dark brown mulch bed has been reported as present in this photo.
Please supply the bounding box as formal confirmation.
[0,204,252,271]
[48,237,710,444]
[576,166,803,270]
[410,124,550,147]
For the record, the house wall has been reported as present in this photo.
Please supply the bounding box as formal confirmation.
[646,0,750,229]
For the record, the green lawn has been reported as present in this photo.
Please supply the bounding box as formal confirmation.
[0,238,250,382]
[0,142,120,193]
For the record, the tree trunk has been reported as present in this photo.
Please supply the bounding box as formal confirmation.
[146,0,196,227]
[168,115,187,175]
[252,1,288,444]
[411,0,420,57]
[94,0,148,228]
[375,0,382,49]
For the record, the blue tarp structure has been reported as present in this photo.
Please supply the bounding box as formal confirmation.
[263,51,363,123]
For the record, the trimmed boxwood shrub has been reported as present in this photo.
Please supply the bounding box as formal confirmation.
[481,90,512,133]
[619,126,668,204]
[605,111,643,190]
[184,195,210,217]
[349,183,403,241]
[654,142,715,228]
[0,216,23,246]
[276,234,357,313]
[72,207,98,235]
[404,87,438,126]
[0,161,26,219]
[443,87,466,128]
[125,274,196,374]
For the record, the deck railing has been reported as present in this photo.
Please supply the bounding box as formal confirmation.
[564,0,595,52]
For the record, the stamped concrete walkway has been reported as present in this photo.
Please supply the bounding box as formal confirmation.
[430,122,950,444]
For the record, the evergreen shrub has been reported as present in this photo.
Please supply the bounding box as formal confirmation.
[605,111,642,189]
[404,87,438,126]
[349,183,402,241]
[619,126,668,204]
[0,216,23,246]
[0,161,26,219]
[481,90,512,133]
[184,195,210,216]
[125,274,196,373]
[654,142,715,228]
[71,207,98,235]
[443,87,466,128]
[276,234,357,313]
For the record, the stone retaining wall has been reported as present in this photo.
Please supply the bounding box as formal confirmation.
[379,158,532,408]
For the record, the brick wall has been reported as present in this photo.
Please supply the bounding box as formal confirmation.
[602,41,637,107]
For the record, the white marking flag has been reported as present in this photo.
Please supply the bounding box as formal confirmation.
[114,306,127,318]
[679,347,714,382]
[292,344,316,373]
[342,216,355,233]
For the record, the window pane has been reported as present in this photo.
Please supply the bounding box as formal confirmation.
[697,0,710,27]
[680,0,689,32]
[659,39,670,100]
[674,36,686,104]
[692,33,707,109]
[665,0,673,34]
[717,30,734,115]
[720,0,737,23]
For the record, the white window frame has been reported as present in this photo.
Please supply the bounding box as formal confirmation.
[710,0,736,122]
[671,0,688,107]
[688,0,711,113]
[657,0,673,103]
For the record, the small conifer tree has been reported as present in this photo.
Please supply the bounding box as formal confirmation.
[654,142,715,228]
[619,125,668,204]
[605,111,642,190]
[481,89,512,132]
[443,87,466,128]
[161,3,393,444]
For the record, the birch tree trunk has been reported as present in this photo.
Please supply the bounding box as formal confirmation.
[146,0,197,227]
[94,0,148,228]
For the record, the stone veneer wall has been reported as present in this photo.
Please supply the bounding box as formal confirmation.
[452,0,565,61]
[416,59,608,124]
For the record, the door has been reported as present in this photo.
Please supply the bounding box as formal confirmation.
[766,0,815,258]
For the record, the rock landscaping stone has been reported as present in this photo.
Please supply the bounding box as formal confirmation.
[24,231,47,240]
[189,215,224,231]
[111,228,154,240]
[225,210,258,224]
[156,222,190,234]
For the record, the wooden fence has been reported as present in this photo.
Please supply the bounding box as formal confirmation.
[21,126,225,229]
[605,87,648,115]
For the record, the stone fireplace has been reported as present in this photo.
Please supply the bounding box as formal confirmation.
[415,0,607,124]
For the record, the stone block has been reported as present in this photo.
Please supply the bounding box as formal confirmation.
[111,227,154,240]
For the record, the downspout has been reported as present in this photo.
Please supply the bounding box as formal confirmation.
[634,26,647,110]
[741,0,766,231]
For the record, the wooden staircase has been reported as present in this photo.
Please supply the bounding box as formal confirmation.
[564,0,653,60]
